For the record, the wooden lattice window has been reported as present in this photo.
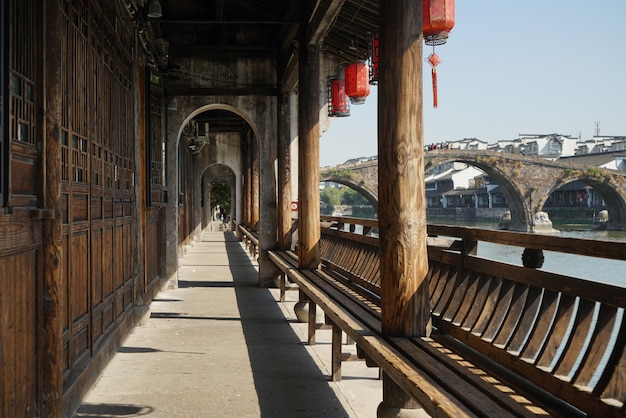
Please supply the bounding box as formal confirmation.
[7,0,40,207]
[0,1,6,205]
[149,86,163,205]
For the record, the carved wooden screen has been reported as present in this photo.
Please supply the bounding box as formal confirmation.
[59,0,135,384]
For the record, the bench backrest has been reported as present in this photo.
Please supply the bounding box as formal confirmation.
[319,220,626,417]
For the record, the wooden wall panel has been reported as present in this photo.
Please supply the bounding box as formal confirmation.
[145,209,164,287]
[91,228,103,304]
[0,252,39,418]
[102,224,115,334]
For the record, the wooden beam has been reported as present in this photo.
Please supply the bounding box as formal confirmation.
[307,0,346,46]
[168,45,280,59]
[166,85,278,97]
[280,50,299,93]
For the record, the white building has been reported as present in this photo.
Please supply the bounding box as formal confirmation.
[490,133,579,158]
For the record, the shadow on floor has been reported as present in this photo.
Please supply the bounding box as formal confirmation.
[223,231,351,417]
[73,403,153,417]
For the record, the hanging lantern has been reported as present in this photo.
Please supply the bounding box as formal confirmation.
[327,77,350,117]
[423,0,455,46]
[423,0,455,108]
[344,61,370,105]
[368,31,379,85]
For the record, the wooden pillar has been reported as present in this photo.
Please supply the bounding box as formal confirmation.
[297,36,321,269]
[242,136,250,227]
[378,0,430,415]
[249,130,260,230]
[42,1,63,416]
[277,90,292,250]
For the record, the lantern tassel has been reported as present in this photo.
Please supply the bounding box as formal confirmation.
[426,51,441,108]
[431,68,438,108]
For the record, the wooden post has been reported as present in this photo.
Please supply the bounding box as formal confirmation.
[378,0,430,415]
[297,33,321,269]
[242,134,251,227]
[277,90,292,251]
[250,131,260,230]
[42,1,63,415]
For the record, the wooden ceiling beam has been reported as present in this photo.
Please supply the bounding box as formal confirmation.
[167,85,278,96]
[307,0,346,46]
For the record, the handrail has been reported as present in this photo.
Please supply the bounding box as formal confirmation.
[321,215,626,262]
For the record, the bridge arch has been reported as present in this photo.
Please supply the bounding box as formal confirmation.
[321,150,626,230]
[543,175,626,227]
[425,156,530,230]
[320,176,378,213]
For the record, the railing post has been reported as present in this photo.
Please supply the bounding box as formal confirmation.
[377,0,430,416]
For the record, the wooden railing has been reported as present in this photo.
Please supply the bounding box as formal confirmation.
[312,216,626,417]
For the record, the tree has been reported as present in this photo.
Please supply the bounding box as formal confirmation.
[211,182,231,215]
[320,186,342,206]
[342,188,368,205]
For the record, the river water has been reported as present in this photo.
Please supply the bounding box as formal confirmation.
[429,218,626,288]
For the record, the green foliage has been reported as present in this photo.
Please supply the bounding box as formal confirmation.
[563,167,574,176]
[342,188,368,205]
[320,185,370,207]
[211,182,231,214]
[322,168,353,178]
[320,187,343,206]
[585,167,601,177]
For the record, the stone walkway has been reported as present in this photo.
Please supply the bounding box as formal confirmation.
[74,231,381,417]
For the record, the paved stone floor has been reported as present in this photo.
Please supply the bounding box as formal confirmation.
[74,231,381,418]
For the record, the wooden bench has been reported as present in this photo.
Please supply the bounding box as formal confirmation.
[269,221,626,417]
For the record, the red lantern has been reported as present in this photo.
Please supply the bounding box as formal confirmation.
[344,61,370,105]
[423,0,455,46]
[327,77,350,117]
[368,31,379,85]
[423,0,455,108]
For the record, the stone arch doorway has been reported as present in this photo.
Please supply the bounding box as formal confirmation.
[165,100,266,287]
[203,164,237,231]
[175,104,261,229]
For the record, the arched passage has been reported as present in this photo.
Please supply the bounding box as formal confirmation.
[174,103,262,234]
[165,99,269,287]
[202,163,237,230]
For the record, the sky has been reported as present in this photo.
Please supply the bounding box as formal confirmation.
[320,0,626,167]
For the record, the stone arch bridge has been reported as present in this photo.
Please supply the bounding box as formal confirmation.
[321,150,626,231]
